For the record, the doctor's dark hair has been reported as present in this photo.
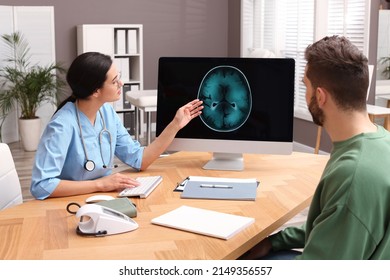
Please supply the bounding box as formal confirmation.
[56,52,112,112]
[305,35,368,111]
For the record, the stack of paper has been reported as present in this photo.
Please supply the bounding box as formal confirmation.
[151,205,255,240]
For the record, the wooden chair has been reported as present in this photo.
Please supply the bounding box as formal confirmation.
[314,126,322,154]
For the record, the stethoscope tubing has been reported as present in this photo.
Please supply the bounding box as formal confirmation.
[75,101,114,171]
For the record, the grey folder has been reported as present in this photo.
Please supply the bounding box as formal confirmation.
[181,180,258,201]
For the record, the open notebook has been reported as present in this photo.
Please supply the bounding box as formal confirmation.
[151,205,255,240]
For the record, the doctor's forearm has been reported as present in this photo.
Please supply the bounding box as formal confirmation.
[50,179,104,197]
[140,121,180,170]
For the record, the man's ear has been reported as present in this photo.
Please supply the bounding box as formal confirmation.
[316,87,327,107]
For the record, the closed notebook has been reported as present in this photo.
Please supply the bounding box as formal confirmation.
[181,177,258,201]
[151,205,255,240]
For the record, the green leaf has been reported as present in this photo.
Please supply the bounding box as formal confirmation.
[0,31,66,122]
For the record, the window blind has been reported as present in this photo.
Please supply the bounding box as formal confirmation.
[241,0,371,121]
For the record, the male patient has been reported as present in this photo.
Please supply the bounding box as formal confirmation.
[241,35,390,260]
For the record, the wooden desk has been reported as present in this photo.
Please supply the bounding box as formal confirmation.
[0,151,328,260]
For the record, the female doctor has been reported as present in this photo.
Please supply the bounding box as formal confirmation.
[30,52,203,200]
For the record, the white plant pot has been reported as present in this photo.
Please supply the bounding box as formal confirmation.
[18,118,41,152]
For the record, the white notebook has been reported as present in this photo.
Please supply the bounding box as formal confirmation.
[151,205,255,240]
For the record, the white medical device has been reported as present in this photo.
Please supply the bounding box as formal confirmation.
[75,204,138,236]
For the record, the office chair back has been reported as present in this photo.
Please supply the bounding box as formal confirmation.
[0,143,23,210]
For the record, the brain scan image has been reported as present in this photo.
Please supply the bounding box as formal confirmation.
[198,66,252,132]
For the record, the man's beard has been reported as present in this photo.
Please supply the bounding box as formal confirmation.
[308,93,325,126]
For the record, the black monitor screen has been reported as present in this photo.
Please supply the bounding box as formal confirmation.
[156,57,295,144]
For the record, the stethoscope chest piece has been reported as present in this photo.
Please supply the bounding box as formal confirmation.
[84,160,95,172]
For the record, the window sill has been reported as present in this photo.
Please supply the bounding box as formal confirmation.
[294,110,313,122]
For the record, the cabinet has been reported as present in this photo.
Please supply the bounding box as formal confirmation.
[0,6,56,143]
[77,24,143,136]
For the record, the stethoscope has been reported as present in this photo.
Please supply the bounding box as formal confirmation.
[75,101,118,171]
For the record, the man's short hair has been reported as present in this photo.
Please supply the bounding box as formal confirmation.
[305,35,369,111]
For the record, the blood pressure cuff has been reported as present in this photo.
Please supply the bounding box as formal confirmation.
[96,198,137,218]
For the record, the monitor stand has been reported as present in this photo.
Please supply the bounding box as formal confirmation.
[202,152,244,171]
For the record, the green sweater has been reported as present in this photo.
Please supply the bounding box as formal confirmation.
[270,126,390,259]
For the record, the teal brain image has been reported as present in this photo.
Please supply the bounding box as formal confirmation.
[198,66,252,132]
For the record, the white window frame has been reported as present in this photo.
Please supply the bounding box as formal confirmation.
[241,0,371,121]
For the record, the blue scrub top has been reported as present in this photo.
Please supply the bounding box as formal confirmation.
[30,102,144,199]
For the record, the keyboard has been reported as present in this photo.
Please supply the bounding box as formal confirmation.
[118,176,163,198]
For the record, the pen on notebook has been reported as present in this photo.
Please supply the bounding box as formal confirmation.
[200,184,232,189]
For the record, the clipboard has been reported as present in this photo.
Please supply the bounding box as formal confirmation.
[179,176,259,201]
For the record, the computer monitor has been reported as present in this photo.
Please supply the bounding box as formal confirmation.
[156,57,295,171]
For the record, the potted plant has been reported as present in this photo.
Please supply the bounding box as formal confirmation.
[378,56,390,80]
[0,32,66,151]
